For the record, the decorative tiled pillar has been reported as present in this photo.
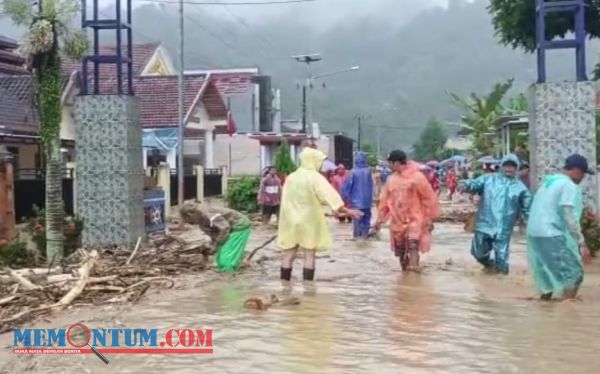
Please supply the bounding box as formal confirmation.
[528,81,598,209]
[73,96,145,247]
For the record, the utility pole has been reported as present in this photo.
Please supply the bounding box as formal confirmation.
[176,0,184,209]
[376,123,381,158]
[293,54,322,135]
[301,83,307,133]
[357,116,362,150]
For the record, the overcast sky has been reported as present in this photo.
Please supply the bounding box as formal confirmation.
[130,0,449,25]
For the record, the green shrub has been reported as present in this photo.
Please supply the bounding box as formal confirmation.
[582,208,600,256]
[0,240,35,268]
[226,176,261,213]
[27,208,84,259]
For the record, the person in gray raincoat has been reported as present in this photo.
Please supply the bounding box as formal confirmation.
[459,154,532,274]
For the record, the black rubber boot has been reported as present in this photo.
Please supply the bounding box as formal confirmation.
[280,267,292,281]
[303,268,315,281]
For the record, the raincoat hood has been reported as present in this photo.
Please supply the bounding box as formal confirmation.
[500,153,520,178]
[299,147,327,172]
[355,152,368,168]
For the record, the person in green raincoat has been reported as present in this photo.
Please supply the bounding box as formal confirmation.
[180,203,252,272]
[527,154,593,300]
[459,154,532,274]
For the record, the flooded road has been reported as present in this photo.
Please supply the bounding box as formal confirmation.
[3,222,600,373]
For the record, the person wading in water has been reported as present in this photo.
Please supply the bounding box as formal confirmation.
[258,166,282,224]
[460,154,531,274]
[341,151,374,239]
[331,164,351,223]
[278,147,362,282]
[374,150,440,272]
[527,154,593,300]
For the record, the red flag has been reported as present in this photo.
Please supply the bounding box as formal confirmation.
[226,111,237,137]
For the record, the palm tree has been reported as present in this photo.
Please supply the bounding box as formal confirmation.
[2,0,88,264]
[448,79,514,156]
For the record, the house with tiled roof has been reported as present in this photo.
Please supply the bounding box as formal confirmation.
[0,41,230,172]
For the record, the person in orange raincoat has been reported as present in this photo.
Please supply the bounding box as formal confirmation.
[446,168,458,201]
[331,164,351,223]
[374,150,440,272]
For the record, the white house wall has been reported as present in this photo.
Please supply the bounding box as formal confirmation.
[215,134,261,176]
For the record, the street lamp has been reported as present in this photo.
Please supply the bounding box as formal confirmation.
[293,53,322,134]
[292,54,360,135]
[292,53,323,64]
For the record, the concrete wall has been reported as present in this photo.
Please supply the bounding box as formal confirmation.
[215,134,261,176]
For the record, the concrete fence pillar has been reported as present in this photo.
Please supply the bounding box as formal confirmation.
[221,166,228,196]
[157,163,171,217]
[195,165,204,203]
[66,162,77,213]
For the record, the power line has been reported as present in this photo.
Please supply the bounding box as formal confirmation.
[217,0,277,51]
[184,12,249,61]
[97,9,224,69]
[140,0,315,5]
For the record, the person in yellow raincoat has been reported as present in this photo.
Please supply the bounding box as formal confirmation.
[278,147,363,282]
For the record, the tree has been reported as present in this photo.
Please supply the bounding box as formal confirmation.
[412,117,449,161]
[448,79,514,156]
[359,144,378,167]
[274,139,297,176]
[3,0,88,264]
[488,0,600,53]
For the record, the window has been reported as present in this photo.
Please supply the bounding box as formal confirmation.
[146,149,167,168]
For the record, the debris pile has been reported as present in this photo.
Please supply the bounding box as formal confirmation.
[0,228,213,333]
[435,203,476,224]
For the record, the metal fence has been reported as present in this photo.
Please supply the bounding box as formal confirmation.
[169,168,197,206]
[204,168,222,198]
[14,168,74,222]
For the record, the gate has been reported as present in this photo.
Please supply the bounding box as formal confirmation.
[204,168,222,197]
[14,168,74,222]
[170,168,198,206]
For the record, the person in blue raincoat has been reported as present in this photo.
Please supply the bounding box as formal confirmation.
[380,163,391,184]
[342,152,374,238]
[459,154,532,274]
[527,154,593,300]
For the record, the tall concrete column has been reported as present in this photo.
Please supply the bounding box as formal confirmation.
[205,129,214,169]
[73,95,145,247]
[529,81,597,209]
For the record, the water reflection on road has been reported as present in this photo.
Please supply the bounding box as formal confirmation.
[5,223,600,373]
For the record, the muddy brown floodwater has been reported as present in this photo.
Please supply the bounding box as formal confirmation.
[2,222,600,374]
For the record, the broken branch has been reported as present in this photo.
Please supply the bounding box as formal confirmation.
[126,237,143,265]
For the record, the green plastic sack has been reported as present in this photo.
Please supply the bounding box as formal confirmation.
[215,219,251,272]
